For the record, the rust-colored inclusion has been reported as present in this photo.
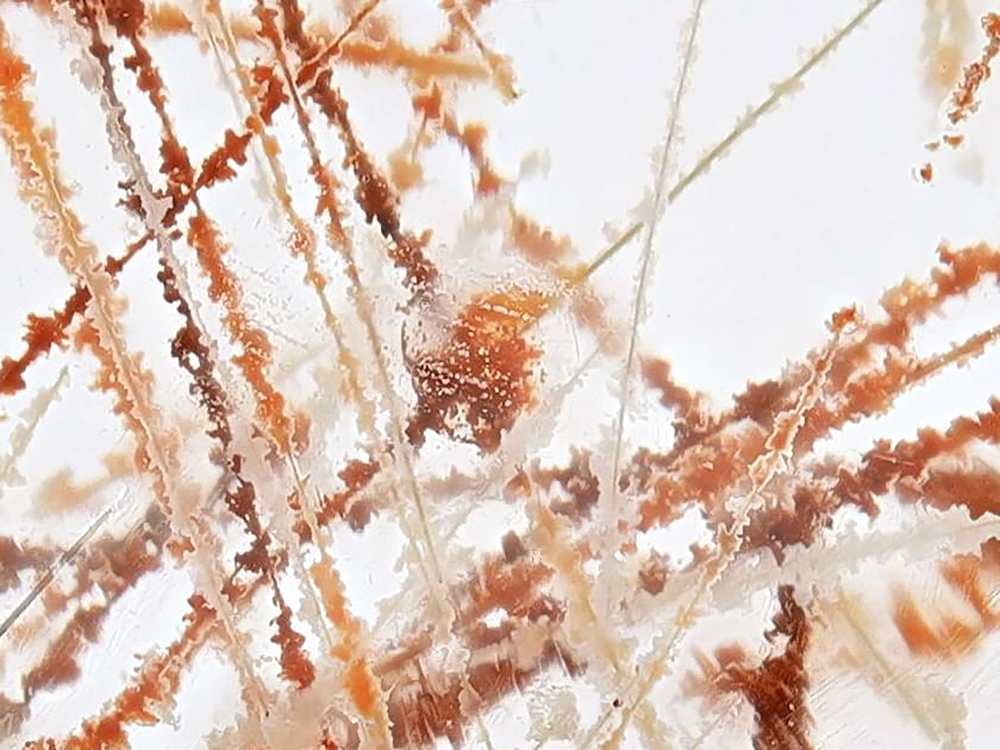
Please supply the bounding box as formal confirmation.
[692,585,813,750]
[949,13,1000,124]
[0,287,89,395]
[406,289,550,452]
[316,458,380,530]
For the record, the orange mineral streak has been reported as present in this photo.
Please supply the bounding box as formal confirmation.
[308,71,439,293]
[34,448,131,514]
[241,0,381,451]
[834,394,1000,519]
[339,39,488,80]
[0,26,100,279]
[74,317,165,482]
[305,9,508,206]
[0,286,89,395]
[413,84,502,195]
[142,3,490,82]
[886,542,1000,667]
[941,551,999,625]
[635,243,1000,535]
[509,211,571,264]
[637,425,765,530]
[60,595,217,750]
[311,558,387,727]
[948,12,1000,124]
[94,0,199,203]
[187,212,295,453]
[7,0,1000,747]
[256,0,437,298]
[892,589,980,660]
[804,244,1000,434]
[345,659,378,717]
[406,289,551,453]
[0,23,180,511]
[292,0,378,86]
[910,465,1000,519]
[312,558,362,644]
[194,126,253,190]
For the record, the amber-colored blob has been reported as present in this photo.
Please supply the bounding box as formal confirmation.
[388,142,423,191]
[406,289,550,452]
